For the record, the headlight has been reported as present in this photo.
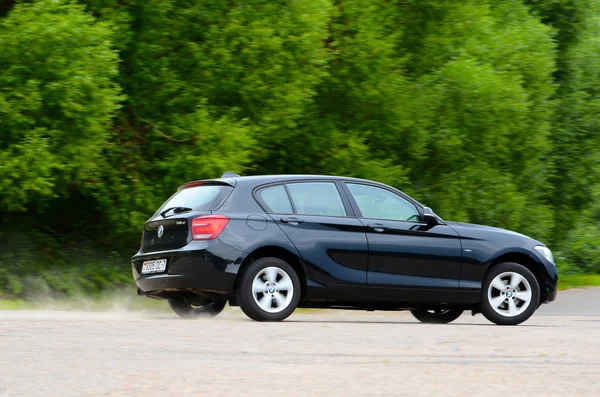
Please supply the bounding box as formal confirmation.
[535,246,554,263]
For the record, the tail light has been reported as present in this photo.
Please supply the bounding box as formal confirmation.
[191,215,229,240]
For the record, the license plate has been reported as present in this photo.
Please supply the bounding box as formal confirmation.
[141,259,167,274]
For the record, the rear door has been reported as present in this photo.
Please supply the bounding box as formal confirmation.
[255,181,368,286]
[342,182,462,291]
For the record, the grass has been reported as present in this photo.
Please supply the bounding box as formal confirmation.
[557,274,600,290]
[1,274,599,311]
[0,300,37,310]
[0,289,171,312]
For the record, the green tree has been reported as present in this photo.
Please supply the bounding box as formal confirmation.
[3,0,600,297]
[531,1,600,271]
[0,0,122,212]
[88,0,330,233]
[400,0,557,241]
[261,0,558,241]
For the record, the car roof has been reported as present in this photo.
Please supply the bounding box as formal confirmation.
[195,174,378,186]
[181,174,425,208]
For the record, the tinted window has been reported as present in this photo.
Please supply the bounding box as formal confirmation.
[347,183,420,221]
[155,185,232,215]
[257,185,293,214]
[287,182,346,216]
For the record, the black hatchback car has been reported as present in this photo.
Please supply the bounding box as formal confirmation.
[132,173,558,325]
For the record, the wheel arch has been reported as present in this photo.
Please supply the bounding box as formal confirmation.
[234,245,308,299]
[487,252,547,303]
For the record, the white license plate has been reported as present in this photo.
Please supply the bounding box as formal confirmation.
[141,259,167,274]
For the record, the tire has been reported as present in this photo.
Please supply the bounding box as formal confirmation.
[480,262,540,326]
[236,257,301,322]
[167,295,226,319]
[410,309,463,324]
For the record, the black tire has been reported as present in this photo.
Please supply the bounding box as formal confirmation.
[480,262,540,326]
[167,295,226,319]
[236,257,301,322]
[410,309,463,324]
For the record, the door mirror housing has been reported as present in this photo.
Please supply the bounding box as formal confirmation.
[422,207,439,226]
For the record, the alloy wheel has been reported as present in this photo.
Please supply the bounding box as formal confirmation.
[487,271,532,317]
[251,266,294,313]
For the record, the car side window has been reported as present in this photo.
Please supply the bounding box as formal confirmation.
[286,182,346,217]
[256,184,293,214]
[347,183,420,222]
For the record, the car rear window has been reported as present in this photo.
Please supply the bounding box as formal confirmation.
[256,184,293,214]
[155,185,233,215]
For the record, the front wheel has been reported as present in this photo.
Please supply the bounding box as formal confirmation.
[480,262,540,325]
[410,309,463,324]
[167,295,226,319]
[236,257,301,322]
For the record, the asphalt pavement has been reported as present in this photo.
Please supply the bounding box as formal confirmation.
[1,287,599,397]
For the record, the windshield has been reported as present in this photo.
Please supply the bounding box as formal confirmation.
[154,185,232,217]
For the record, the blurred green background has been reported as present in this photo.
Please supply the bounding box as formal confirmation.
[1,0,599,299]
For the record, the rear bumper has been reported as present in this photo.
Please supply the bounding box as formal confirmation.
[136,274,203,293]
[132,239,243,295]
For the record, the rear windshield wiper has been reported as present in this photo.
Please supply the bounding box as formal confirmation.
[160,206,193,218]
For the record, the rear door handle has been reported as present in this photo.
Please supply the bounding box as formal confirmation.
[368,223,390,232]
[280,217,305,225]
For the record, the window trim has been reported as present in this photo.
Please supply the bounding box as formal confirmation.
[252,179,355,218]
[282,183,297,214]
[341,181,425,223]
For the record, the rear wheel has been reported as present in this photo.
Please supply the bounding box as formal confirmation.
[167,295,226,319]
[410,309,463,324]
[236,257,301,322]
[480,262,540,325]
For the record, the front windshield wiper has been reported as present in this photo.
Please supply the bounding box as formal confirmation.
[160,206,193,218]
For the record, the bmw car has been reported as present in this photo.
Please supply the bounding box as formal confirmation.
[132,173,558,325]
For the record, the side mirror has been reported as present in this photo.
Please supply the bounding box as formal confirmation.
[422,207,439,226]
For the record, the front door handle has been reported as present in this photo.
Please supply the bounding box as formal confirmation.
[367,223,390,232]
[280,217,305,225]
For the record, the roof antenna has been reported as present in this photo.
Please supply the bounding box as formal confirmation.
[221,172,240,178]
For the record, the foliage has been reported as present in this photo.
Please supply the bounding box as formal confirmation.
[2,0,600,297]
[532,0,600,268]
[558,274,600,290]
[0,0,122,213]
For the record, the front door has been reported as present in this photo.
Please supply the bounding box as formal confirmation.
[342,182,462,291]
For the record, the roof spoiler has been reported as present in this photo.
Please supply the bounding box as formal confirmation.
[177,172,240,191]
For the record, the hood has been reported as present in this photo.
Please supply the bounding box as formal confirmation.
[445,221,525,237]
[445,221,541,246]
